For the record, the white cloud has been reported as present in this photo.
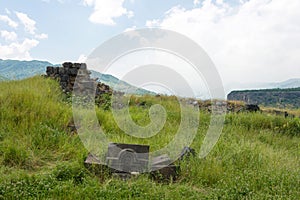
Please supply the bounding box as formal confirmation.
[35,33,48,39]
[0,38,39,60]
[146,0,300,85]
[0,15,18,28]
[15,12,48,40]
[193,0,200,6]
[216,0,224,5]
[0,30,17,41]
[16,12,37,35]
[127,10,134,18]
[0,11,48,60]
[124,25,137,32]
[83,0,134,25]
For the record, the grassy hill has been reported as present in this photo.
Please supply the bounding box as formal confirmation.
[0,59,154,95]
[90,70,155,95]
[0,77,299,199]
[228,87,300,109]
[0,59,52,80]
[0,75,9,81]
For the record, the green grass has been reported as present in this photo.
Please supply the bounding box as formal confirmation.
[0,77,299,199]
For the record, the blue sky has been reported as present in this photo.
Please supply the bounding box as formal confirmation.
[0,0,202,63]
[0,0,300,88]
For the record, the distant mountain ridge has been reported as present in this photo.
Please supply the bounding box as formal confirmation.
[0,59,154,95]
[0,59,52,80]
[226,78,300,94]
[90,70,155,95]
[268,78,300,89]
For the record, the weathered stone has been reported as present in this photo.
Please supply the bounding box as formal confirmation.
[63,62,73,68]
[151,154,171,167]
[69,68,78,75]
[245,104,260,112]
[80,63,87,70]
[61,74,69,82]
[54,67,59,74]
[178,146,196,161]
[150,154,180,182]
[106,143,149,173]
[46,66,53,75]
[58,67,65,75]
[150,165,180,182]
[45,62,113,106]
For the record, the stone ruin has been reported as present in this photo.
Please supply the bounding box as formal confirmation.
[45,62,190,181]
[189,99,261,113]
[45,62,112,98]
[84,143,195,182]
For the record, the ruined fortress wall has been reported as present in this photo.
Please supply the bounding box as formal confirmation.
[46,62,112,96]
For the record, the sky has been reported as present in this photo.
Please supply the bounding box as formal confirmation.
[0,0,300,91]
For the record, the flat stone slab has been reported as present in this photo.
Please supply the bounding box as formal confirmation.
[106,143,150,173]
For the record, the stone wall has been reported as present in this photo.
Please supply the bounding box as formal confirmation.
[46,62,112,97]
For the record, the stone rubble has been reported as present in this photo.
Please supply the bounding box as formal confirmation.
[46,62,112,96]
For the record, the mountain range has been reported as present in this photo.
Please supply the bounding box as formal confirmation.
[0,59,154,95]
[1,59,300,96]
[0,59,53,80]
[225,78,300,94]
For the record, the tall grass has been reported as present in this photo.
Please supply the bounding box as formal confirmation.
[0,77,299,199]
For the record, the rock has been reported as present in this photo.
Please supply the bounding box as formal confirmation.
[150,154,180,182]
[106,143,149,173]
[45,62,113,106]
[151,154,172,168]
[178,146,196,161]
[245,104,260,112]
[150,165,180,182]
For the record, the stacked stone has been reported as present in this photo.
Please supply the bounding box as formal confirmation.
[226,101,245,113]
[46,62,112,96]
[188,99,250,113]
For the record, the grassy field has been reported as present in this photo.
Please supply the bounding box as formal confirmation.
[0,77,299,199]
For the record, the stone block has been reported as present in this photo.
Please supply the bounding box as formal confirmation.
[69,68,78,76]
[150,165,180,182]
[106,143,149,173]
[46,66,54,75]
[63,62,73,68]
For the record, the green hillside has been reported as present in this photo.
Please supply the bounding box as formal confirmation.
[0,77,299,199]
[90,70,155,95]
[228,87,300,108]
[0,59,154,95]
[0,75,9,81]
[0,59,52,80]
